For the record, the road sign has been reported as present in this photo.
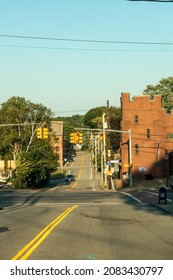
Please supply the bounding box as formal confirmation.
[124,163,133,168]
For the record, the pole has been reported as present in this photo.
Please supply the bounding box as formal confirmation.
[103,113,107,187]
[166,152,169,188]
[101,141,104,184]
[75,126,133,187]
[95,136,98,171]
[128,129,133,187]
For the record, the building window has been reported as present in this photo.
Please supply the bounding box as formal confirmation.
[167,133,173,139]
[134,115,138,124]
[146,129,150,139]
[135,144,139,155]
[55,137,59,143]
[55,146,59,152]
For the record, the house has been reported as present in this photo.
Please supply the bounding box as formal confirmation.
[120,92,173,183]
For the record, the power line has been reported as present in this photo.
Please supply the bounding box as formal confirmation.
[128,0,173,2]
[0,34,173,45]
[0,44,173,52]
[53,110,88,114]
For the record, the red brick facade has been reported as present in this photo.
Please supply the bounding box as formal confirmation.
[51,121,64,167]
[121,92,173,179]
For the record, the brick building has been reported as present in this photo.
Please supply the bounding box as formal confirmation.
[121,92,173,181]
[51,121,64,167]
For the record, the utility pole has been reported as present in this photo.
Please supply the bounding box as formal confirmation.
[75,127,133,187]
[128,129,132,188]
[94,135,98,171]
[106,100,112,189]
[102,113,107,187]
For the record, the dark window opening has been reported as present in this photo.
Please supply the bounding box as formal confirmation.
[146,129,150,139]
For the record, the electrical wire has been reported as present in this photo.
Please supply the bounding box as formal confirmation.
[0,33,173,45]
[0,44,173,52]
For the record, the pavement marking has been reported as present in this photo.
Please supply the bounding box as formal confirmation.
[11,205,78,260]
[142,190,172,203]
[71,181,78,189]
[92,182,96,192]
[118,191,142,203]
[71,153,84,189]
[77,153,84,179]
[90,165,93,180]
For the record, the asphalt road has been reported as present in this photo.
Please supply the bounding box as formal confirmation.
[0,151,173,260]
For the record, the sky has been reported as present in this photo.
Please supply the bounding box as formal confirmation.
[0,0,173,117]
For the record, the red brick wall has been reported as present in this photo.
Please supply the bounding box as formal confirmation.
[121,92,173,179]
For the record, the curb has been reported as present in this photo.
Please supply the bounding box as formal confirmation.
[151,202,173,215]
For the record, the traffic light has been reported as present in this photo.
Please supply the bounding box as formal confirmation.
[70,132,76,144]
[43,127,49,139]
[36,127,43,139]
[78,133,83,144]
[75,132,83,144]
[37,127,49,139]
[99,132,103,141]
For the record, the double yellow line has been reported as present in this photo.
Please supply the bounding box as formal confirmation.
[11,205,78,260]
[71,153,84,189]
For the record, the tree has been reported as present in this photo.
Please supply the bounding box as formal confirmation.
[0,96,53,159]
[0,96,56,188]
[84,107,106,128]
[15,141,58,188]
[108,107,121,152]
[84,106,121,153]
[54,114,84,140]
[143,77,173,111]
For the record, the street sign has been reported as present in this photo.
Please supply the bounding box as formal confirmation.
[124,163,133,168]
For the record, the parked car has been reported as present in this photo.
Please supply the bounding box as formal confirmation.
[67,157,74,162]
[65,174,75,182]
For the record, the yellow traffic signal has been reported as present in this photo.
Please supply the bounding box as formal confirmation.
[75,132,83,144]
[78,133,83,144]
[99,132,103,141]
[70,132,76,144]
[43,127,49,139]
[37,127,49,139]
[37,127,43,139]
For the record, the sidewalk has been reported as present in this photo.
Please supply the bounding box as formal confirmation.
[98,175,173,215]
[122,178,173,215]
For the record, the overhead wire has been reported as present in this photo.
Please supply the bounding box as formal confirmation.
[0,34,173,45]
[0,34,173,52]
[0,44,173,52]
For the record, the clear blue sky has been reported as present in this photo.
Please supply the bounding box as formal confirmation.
[0,0,173,116]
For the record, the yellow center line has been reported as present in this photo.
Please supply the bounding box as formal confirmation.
[71,181,78,189]
[11,205,78,260]
[71,153,84,189]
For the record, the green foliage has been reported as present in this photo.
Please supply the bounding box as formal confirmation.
[14,142,58,188]
[84,107,106,128]
[50,172,65,180]
[53,114,84,140]
[0,96,54,158]
[109,107,121,152]
[0,96,57,188]
[143,77,173,111]
[84,106,121,152]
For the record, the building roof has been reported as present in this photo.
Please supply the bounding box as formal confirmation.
[51,121,63,136]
